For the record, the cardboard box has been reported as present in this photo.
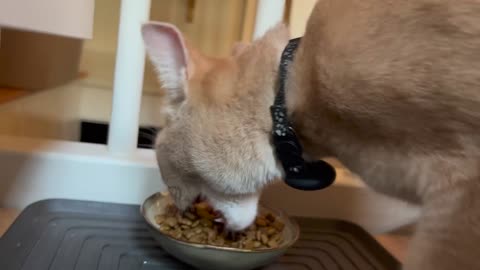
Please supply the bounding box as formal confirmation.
[0,29,83,90]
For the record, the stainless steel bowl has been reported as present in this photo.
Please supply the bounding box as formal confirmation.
[141,192,300,270]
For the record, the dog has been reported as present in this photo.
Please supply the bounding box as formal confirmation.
[141,0,480,269]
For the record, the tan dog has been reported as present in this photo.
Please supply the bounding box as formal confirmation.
[142,0,480,269]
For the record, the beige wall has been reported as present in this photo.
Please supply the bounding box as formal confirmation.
[80,0,249,96]
[84,0,247,55]
[289,0,317,38]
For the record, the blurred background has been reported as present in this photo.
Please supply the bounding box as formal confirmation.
[0,0,316,147]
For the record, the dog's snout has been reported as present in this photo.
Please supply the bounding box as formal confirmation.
[208,194,260,232]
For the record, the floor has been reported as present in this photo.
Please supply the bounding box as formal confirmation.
[0,88,29,104]
[0,208,411,263]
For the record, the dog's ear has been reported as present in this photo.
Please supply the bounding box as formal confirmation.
[142,22,193,104]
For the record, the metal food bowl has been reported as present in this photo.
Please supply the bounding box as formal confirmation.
[141,192,300,270]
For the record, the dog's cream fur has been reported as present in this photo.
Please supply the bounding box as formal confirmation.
[142,0,480,269]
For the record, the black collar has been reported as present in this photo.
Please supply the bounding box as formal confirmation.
[270,38,336,191]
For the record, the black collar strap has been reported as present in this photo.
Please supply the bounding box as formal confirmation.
[270,38,336,191]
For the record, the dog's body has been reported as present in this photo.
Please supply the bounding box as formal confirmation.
[142,0,480,269]
[288,1,480,269]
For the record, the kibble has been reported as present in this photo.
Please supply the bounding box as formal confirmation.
[165,217,178,227]
[154,202,285,250]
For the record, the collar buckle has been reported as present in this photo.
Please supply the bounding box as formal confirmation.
[271,38,336,191]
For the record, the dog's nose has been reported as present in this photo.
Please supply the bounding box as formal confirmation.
[208,194,259,231]
[224,207,257,231]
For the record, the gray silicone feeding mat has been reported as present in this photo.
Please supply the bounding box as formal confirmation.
[0,199,400,270]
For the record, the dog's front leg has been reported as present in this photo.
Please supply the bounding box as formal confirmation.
[403,181,480,270]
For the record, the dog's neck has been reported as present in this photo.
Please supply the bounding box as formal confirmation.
[269,38,336,191]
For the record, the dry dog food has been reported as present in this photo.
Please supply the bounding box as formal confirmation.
[155,202,285,249]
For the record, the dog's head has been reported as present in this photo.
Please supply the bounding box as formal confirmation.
[142,22,289,231]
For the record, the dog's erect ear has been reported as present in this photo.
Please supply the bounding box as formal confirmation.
[142,22,193,104]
